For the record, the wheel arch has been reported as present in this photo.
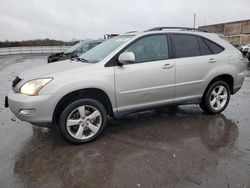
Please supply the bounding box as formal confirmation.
[52,88,114,125]
[203,74,234,98]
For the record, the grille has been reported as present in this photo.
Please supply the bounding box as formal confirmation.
[12,76,21,88]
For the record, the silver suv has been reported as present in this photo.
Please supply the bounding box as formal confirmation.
[5,27,247,144]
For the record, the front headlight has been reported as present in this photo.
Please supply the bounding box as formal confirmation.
[20,78,53,96]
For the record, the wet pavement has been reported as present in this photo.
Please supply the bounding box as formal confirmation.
[0,55,250,188]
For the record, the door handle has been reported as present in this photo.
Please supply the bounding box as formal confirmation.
[208,58,217,63]
[162,64,174,69]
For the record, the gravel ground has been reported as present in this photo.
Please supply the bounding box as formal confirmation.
[0,55,250,188]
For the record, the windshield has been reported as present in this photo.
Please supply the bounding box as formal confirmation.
[79,35,133,63]
[64,41,85,54]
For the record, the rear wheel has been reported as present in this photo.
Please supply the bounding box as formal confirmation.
[59,99,107,144]
[200,81,230,114]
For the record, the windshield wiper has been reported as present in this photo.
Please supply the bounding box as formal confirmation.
[76,57,89,63]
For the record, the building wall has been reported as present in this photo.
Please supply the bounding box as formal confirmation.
[199,19,250,44]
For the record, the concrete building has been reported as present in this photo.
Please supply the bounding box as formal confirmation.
[199,19,250,45]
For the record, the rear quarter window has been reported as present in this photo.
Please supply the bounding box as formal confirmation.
[198,37,212,56]
[203,38,224,54]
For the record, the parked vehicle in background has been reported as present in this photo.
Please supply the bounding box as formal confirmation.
[47,39,104,63]
[232,43,242,51]
[242,44,250,55]
[6,27,247,144]
[104,34,119,39]
[246,49,250,61]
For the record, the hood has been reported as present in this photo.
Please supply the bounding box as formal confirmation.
[18,60,94,79]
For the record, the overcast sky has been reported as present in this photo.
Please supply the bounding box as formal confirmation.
[0,0,249,41]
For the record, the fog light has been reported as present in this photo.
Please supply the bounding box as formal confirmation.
[19,109,35,116]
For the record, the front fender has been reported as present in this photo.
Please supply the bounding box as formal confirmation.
[39,67,116,111]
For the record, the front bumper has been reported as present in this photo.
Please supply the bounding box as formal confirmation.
[7,91,60,124]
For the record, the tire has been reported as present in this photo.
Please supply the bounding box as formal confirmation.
[59,99,107,144]
[200,81,230,114]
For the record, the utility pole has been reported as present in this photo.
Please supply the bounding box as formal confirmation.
[193,13,196,29]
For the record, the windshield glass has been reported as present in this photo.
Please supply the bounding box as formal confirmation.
[64,41,85,54]
[79,35,133,63]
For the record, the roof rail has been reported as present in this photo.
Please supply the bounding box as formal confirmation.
[145,27,209,33]
[125,31,138,34]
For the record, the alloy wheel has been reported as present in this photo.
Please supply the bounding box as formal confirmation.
[66,105,102,140]
[209,85,228,111]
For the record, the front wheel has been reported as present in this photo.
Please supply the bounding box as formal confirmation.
[200,81,230,114]
[59,99,107,144]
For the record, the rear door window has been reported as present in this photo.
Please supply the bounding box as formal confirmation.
[172,34,200,58]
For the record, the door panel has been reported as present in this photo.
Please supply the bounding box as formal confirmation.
[115,60,175,111]
[175,55,216,99]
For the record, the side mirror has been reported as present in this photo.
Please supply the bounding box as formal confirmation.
[118,52,135,65]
